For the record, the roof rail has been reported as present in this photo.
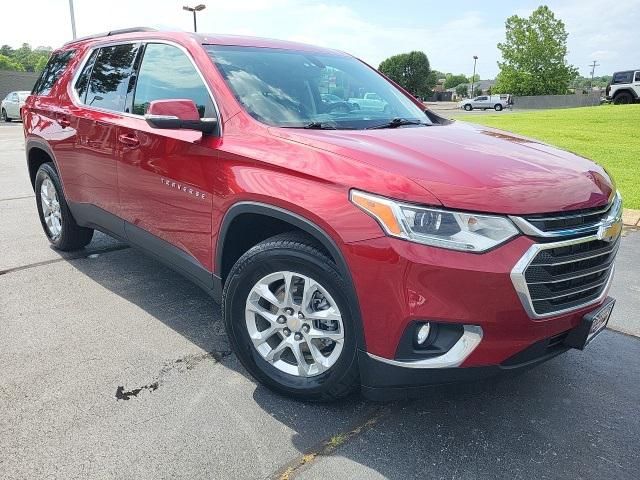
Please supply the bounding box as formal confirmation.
[63,27,158,46]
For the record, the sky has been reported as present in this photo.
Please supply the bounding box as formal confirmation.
[2,0,639,78]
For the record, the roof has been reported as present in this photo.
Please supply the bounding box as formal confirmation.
[63,27,347,56]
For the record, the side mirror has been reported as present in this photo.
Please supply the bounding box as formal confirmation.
[145,99,218,136]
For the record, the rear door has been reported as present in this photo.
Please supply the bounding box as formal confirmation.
[634,71,640,97]
[116,42,219,276]
[68,42,141,218]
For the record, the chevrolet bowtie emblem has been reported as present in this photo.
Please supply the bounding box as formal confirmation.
[596,220,622,242]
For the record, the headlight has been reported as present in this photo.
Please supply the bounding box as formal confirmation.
[350,190,519,252]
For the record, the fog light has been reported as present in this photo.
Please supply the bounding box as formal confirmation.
[416,323,431,345]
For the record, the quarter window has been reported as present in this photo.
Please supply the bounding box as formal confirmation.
[32,50,75,96]
[612,71,633,84]
[74,49,99,103]
[86,43,140,112]
[635,71,640,82]
[132,43,214,118]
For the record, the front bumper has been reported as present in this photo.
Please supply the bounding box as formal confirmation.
[343,234,616,396]
[359,328,572,400]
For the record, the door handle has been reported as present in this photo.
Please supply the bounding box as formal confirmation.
[118,133,140,147]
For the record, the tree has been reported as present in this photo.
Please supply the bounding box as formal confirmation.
[379,51,434,98]
[0,43,51,72]
[455,84,468,97]
[0,54,25,71]
[35,55,49,72]
[444,73,468,89]
[494,5,577,95]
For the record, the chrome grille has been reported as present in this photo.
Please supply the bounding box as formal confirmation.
[524,237,618,315]
[523,203,613,233]
[510,191,622,319]
[511,235,619,318]
[510,193,621,239]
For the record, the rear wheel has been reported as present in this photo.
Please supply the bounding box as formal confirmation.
[463,104,472,111]
[35,163,94,251]
[494,104,503,111]
[613,92,633,105]
[1,108,10,122]
[223,232,359,401]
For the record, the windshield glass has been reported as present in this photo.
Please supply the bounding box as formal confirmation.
[205,45,431,129]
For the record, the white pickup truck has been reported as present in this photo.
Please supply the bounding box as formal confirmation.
[458,95,509,111]
[348,92,390,112]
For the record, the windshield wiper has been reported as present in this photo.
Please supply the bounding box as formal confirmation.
[303,122,337,130]
[366,118,429,130]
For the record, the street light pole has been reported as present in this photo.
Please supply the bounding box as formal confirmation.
[183,4,206,32]
[471,55,478,97]
[68,0,77,40]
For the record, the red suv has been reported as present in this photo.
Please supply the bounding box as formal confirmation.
[23,28,622,401]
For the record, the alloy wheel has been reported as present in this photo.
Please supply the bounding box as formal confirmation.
[245,270,345,377]
[40,177,62,239]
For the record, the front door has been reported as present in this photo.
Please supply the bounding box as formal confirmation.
[116,42,219,276]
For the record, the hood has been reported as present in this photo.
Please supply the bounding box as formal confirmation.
[269,121,614,214]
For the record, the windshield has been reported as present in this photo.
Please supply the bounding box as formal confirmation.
[205,45,431,129]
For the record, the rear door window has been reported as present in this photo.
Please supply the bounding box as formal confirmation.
[32,50,75,96]
[86,43,140,112]
[635,71,640,82]
[132,43,214,118]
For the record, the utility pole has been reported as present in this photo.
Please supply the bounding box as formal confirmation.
[68,0,77,39]
[589,60,600,91]
[471,55,478,97]
[183,4,206,32]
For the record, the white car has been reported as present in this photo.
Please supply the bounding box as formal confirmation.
[459,95,509,112]
[1,90,30,122]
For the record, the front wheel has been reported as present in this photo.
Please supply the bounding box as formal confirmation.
[223,232,359,401]
[494,104,503,111]
[463,104,472,111]
[35,163,94,251]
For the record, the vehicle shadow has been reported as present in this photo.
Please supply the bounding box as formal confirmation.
[67,242,638,480]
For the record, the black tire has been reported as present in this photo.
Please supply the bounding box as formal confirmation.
[613,92,633,105]
[2,108,11,122]
[35,162,94,251]
[463,104,472,111]
[223,232,359,402]
[494,104,503,111]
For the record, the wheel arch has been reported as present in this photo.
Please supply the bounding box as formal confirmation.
[26,138,60,191]
[216,201,366,349]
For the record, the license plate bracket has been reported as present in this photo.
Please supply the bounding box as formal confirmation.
[564,297,615,350]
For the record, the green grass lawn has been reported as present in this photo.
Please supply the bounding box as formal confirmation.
[450,105,640,209]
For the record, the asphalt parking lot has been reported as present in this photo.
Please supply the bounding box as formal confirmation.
[1,122,639,479]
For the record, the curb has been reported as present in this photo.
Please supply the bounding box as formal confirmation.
[622,208,640,228]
